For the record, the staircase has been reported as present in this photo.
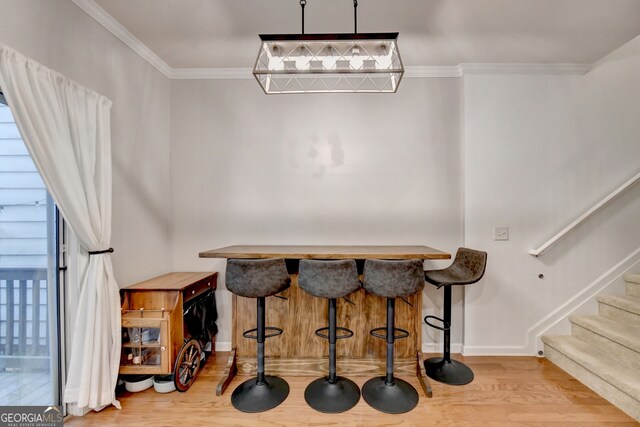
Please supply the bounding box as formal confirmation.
[542,273,640,421]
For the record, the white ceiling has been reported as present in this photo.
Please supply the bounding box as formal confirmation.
[92,0,640,69]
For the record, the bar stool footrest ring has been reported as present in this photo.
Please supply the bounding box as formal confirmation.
[369,326,410,340]
[424,315,450,331]
[314,326,354,340]
[242,326,284,340]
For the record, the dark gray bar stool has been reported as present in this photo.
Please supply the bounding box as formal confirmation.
[226,258,291,413]
[298,259,362,413]
[424,247,487,385]
[362,259,425,414]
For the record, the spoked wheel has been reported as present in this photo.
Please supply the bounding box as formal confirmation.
[174,339,202,392]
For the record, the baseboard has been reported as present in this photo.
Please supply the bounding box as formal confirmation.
[215,341,232,352]
[422,343,463,354]
[461,345,530,356]
[422,342,534,356]
[528,246,640,355]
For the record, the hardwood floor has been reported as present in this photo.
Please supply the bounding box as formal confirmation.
[67,353,636,426]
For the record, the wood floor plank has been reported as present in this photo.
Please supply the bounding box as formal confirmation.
[66,353,636,426]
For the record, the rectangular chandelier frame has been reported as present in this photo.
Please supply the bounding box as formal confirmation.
[253,33,404,94]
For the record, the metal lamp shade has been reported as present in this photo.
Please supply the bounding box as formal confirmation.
[253,33,404,94]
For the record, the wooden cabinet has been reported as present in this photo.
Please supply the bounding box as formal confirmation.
[119,272,217,390]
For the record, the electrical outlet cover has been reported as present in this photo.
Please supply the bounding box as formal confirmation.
[494,226,509,241]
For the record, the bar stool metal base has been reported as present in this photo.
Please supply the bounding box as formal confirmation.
[231,376,289,413]
[304,376,360,413]
[424,357,474,385]
[362,376,419,414]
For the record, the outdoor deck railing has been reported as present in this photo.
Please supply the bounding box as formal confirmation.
[0,268,50,370]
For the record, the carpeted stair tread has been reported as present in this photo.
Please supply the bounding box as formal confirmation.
[624,273,640,285]
[569,314,640,354]
[625,275,640,298]
[597,294,640,316]
[542,335,640,402]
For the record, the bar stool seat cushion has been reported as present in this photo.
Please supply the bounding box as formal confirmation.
[226,258,291,298]
[424,248,487,288]
[363,259,425,298]
[298,259,361,299]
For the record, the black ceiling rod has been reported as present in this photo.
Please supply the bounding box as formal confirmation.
[300,0,306,35]
[354,0,358,34]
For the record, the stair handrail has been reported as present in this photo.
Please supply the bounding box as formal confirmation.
[530,169,640,257]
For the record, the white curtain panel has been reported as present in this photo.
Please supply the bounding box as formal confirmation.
[0,45,120,415]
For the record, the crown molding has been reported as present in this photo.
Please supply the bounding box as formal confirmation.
[460,63,592,75]
[72,0,172,78]
[170,68,254,80]
[404,66,462,78]
[73,0,593,81]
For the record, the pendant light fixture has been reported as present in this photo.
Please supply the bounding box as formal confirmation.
[253,0,404,94]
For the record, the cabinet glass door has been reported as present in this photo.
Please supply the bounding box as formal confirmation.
[121,326,162,366]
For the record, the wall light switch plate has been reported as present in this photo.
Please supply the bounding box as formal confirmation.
[494,226,509,241]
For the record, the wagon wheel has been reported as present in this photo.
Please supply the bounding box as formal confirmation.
[174,339,202,392]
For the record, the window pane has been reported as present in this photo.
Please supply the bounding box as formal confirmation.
[0,102,59,406]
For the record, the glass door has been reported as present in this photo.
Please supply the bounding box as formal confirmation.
[0,97,61,406]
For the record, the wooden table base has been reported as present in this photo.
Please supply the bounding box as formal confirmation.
[216,273,434,397]
[216,348,433,398]
[215,349,237,396]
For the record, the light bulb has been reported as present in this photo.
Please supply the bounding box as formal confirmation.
[375,43,391,69]
[295,43,310,70]
[267,43,284,70]
[324,44,335,57]
[298,43,309,57]
[350,44,363,69]
[321,44,337,69]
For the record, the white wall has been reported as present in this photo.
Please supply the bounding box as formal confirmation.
[0,0,172,284]
[170,78,464,346]
[463,34,640,354]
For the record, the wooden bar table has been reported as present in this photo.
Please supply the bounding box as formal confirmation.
[199,245,450,396]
